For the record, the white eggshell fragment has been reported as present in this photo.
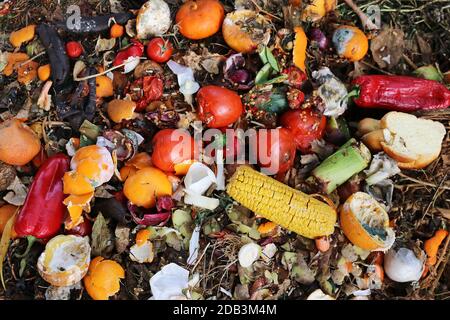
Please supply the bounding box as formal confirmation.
[136,0,171,39]
[238,243,261,268]
[384,247,425,283]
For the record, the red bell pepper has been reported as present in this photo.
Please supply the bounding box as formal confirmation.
[113,39,144,67]
[351,75,450,112]
[14,153,70,259]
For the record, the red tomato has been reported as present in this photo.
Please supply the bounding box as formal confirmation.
[152,129,196,172]
[253,128,296,175]
[66,218,92,237]
[197,86,243,128]
[66,41,83,59]
[146,38,173,63]
[279,108,326,153]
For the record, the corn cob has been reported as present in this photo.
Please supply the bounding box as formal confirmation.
[226,166,337,239]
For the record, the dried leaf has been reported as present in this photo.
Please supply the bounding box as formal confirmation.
[114,225,130,254]
[91,213,114,256]
[0,210,17,289]
[95,37,116,53]
[415,34,432,64]
[37,81,53,111]
[370,28,405,69]
[0,51,9,73]
[73,60,86,81]
[4,176,28,206]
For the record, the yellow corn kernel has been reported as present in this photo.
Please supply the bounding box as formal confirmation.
[226,166,337,239]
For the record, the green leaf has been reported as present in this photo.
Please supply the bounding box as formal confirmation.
[264,74,288,85]
[259,47,269,64]
[255,63,272,85]
[265,49,280,72]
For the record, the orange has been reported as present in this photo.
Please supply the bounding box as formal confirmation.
[299,0,337,22]
[123,167,172,208]
[0,205,17,234]
[9,25,36,48]
[84,256,125,300]
[222,10,270,53]
[293,26,307,72]
[96,75,114,98]
[37,64,51,81]
[0,119,41,166]
[332,25,368,62]
[340,192,395,251]
[176,0,224,40]
[110,24,124,38]
[120,152,153,180]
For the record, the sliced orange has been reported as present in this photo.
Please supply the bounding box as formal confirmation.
[84,256,125,300]
[293,26,307,72]
[340,192,395,251]
[123,167,172,208]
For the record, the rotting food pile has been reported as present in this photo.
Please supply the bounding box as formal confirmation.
[0,0,449,300]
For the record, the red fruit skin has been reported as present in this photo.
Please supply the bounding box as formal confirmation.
[279,108,326,153]
[197,86,243,128]
[352,75,450,111]
[151,128,196,172]
[66,218,92,237]
[146,38,173,63]
[66,41,83,59]
[254,128,296,175]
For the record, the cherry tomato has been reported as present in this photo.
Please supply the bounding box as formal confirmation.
[197,86,243,128]
[151,128,197,172]
[146,38,173,63]
[253,128,296,175]
[66,41,83,59]
[66,218,92,237]
[279,108,326,153]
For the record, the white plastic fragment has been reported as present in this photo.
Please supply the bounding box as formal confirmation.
[238,243,261,268]
[187,225,201,265]
[184,162,217,195]
[149,263,190,300]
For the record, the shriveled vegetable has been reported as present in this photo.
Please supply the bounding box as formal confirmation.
[37,23,70,87]
[227,166,337,239]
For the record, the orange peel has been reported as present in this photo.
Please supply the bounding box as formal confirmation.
[9,25,36,48]
[340,192,395,251]
[107,99,137,123]
[71,145,114,187]
[84,256,125,300]
[293,26,307,72]
[96,75,114,98]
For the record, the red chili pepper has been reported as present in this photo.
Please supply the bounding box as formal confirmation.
[351,75,450,112]
[14,153,70,261]
[113,39,144,67]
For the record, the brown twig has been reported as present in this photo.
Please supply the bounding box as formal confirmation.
[342,0,379,30]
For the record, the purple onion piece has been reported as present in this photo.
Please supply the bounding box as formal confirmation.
[229,69,251,84]
[223,53,253,90]
[310,28,329,51]
[156,195,175,212]
[128,202,171,226]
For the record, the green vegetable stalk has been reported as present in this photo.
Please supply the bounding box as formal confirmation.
[307,139,371,194]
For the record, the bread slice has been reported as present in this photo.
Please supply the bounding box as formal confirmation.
[357,118,381,136]
[379,112,446,167]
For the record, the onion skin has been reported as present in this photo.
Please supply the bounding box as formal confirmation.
[310,28,329,51]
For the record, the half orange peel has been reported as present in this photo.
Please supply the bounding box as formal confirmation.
[84,256,125,300]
